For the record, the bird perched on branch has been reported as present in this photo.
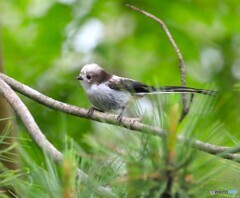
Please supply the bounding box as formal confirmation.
[76,63,216,121]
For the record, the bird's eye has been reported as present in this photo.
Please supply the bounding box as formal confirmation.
[86,75,91,80]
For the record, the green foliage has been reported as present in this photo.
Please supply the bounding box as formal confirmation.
[1,0,240,197]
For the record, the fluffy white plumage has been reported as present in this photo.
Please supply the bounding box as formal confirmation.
[78,64,132,115]
[84,82,131,113]
[76,63,217,120]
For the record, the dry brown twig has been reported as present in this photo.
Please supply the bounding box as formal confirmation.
[126,4,190,121]
[125,5,215,196]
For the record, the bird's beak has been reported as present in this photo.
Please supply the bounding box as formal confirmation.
[75,75,83,80]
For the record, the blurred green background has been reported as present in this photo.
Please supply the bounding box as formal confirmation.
[1,0,240,145]
[1,0,240,197]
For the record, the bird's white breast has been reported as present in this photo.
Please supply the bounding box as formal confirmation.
[84,83,132,112]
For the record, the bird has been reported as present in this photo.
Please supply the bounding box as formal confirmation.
[76,63,217,121]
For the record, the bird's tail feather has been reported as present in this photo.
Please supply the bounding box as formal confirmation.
[136,86,218,96]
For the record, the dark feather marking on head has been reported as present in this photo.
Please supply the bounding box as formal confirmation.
[91,69,112,85]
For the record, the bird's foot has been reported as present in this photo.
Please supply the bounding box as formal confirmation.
[117,110,125,123]
[117,113,123,122]
[87,107,101,117]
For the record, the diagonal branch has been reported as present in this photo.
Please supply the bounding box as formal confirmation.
[0,73,165,137]
[0,73,240,162]
[126,4,189,121]
[0,78,116,198]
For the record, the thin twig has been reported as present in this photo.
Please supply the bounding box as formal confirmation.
[126,4,189,120]
[0,78,116,198]
[179,93,195,122]
[1,73,240,162]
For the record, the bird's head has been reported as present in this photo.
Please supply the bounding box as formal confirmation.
[76,63,112,89]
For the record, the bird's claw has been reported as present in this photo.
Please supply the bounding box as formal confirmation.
[87,107,96,117]
[117,107,126,123]
[117,114,123,122]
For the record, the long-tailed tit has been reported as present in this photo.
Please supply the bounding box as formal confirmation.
[76,63,216,121]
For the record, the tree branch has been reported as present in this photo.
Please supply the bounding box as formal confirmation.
[0,73,240,162]
[0,78,116,198]
[0,28,18,171]
[126,4,189,121]
[0,73,166,137]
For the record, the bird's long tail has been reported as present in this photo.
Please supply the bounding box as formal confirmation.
[136,86,218,96]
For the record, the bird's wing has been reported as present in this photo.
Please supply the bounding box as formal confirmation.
[107,77,155,94]
[107,76,218,96]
